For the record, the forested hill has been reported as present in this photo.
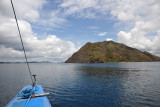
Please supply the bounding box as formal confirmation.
[65,41,160,63]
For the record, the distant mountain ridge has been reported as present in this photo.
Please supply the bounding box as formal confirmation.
[65,41,160,63]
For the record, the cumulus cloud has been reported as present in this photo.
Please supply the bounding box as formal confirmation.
[98,32,107,36]
[0,19,76,62]
[59,0,160,56]
[0,0,76,62]
[116,0,160,56]
[1,0,160,62]
[106,38,113,41]
[0,0,45,22]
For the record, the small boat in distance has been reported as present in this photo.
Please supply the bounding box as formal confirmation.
[6,0,51,106]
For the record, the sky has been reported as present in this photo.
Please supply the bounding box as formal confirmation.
[0,0,160,62]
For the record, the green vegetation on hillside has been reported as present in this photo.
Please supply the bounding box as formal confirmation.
[65,41,160,63]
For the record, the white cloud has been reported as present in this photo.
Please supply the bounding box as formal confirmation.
[0,0,77,62]
[106,38,113,41]
[118,31,131,43]
[40,10,67,28]
[116,0,160,56]
[0,19,76,62]
[0,45,24,62]
[0,0,45,22]
[98,32,107,36]
[59,0,160,56]
[1,0,160,62]
[60,0,100,18]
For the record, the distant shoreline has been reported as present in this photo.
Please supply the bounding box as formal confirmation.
[0,61,51,64]
[0,61,159,64]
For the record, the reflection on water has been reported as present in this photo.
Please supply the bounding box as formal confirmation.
[75,65,134,77]
[0,62,160,107]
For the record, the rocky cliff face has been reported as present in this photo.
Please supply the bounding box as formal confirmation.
[65,41,160,63]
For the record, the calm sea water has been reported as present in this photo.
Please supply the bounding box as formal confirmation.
[0,62,160,107]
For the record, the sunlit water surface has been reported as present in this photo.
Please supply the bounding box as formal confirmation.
[0,62,160,107]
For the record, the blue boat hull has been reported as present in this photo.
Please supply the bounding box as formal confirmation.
[6,85,51,107]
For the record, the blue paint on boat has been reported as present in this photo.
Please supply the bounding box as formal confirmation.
[6,85,51,107]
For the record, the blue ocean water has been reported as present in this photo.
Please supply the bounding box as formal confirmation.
[0,62,160,107]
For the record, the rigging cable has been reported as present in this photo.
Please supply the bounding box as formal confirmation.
[10,0,33,84]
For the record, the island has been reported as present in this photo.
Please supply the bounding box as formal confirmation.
[65,41,160,63]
